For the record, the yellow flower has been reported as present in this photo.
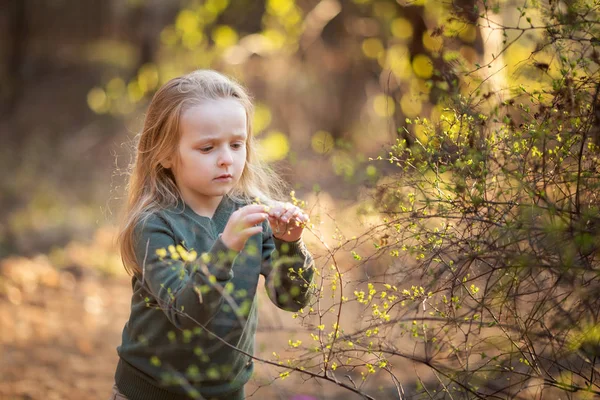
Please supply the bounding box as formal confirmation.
[155,248,168,258]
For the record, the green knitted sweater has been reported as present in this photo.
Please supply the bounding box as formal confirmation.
[115,197,314,400]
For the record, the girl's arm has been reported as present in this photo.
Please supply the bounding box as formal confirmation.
[134,214,237,330]
[260,221,315,312]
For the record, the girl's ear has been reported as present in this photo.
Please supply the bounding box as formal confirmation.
[160,156,173,169]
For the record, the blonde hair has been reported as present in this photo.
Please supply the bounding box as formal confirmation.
[118,69,286,276]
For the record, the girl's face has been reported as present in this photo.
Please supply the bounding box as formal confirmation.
[165,98,247,215]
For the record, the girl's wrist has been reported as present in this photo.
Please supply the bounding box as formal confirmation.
[219,233,242,252]
[273,235,306,258]
[272,233,302,243]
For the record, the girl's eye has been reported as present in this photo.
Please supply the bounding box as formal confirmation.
[199,146,213,152]
[231,142,244,149]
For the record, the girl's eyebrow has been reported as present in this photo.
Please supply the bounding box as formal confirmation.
[192,132,247,143]
[230,132,248,139]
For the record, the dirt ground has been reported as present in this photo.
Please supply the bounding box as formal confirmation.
[0,253,400,400]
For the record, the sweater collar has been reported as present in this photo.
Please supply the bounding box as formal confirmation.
[182,196,234,232]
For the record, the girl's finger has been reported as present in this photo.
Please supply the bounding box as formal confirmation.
[238,225,263,239]
[239,204,271,215]
[242,213,268,227]
[271,202,295,216]
[282,207,301,224]
[267,204,285,218]
[291,211,309,227]
[297,211,309,223]
[295,209,308,221]
[268,215,283,227]
[268,216,285,235]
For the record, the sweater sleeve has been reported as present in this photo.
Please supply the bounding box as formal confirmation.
[260,221,315,312]
[134,215,237,330]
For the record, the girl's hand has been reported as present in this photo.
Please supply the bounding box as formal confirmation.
[221,205,269,252]
[267,202,309,242]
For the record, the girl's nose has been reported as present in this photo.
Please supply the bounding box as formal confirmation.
[218,148,234,166]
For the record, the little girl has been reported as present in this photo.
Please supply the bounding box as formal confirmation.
[111,70,314,400]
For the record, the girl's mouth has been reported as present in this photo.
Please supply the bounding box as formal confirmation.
[214,174,233,182]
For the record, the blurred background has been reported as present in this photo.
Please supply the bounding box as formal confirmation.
[0,0,552,398]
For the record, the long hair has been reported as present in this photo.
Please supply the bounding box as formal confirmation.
[118,70,285,276]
